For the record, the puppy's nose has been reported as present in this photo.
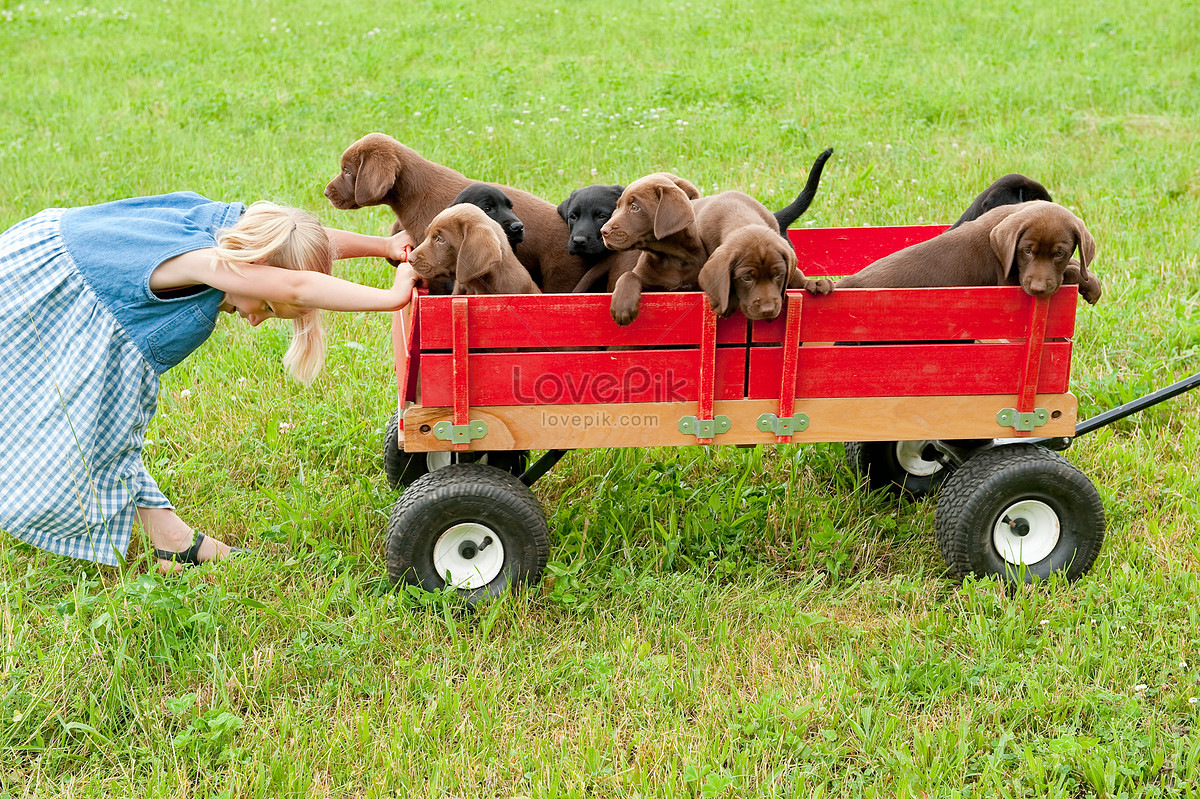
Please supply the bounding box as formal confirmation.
[510,221,524,233]
[599,223,611,237]
[572,235,588,246]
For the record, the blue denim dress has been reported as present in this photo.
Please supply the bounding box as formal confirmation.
[0,192,245,565]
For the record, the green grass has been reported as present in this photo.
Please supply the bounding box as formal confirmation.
[2,0,1200,796]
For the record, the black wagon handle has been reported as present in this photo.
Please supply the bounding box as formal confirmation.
[1031,370,1200,449]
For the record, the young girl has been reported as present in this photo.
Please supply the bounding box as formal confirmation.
[0,191,417,572]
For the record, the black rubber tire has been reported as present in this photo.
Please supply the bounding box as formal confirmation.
[382,412,529,489]
[844,440,950,499]
[385,464,549,606]
[934,444,1105,583]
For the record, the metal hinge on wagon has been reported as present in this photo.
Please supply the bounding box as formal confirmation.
[996,408,1049,432]
[432,420,489,444]
[678,415,731,439]
[756,412,810,436]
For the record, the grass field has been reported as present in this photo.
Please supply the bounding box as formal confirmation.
[2,0,1200,796]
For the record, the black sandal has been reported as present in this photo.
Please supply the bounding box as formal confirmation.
[155,533,247,568]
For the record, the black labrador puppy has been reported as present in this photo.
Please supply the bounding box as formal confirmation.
[950,173,1053,228]
[452,183,525,248]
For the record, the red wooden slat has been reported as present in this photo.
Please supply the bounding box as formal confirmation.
[752,286,1078,343]
[419,349,748,407]
[695,304,718,444]
[787,225,948,277]
[419,293,747,350]
[392,288,421,408]
[776,295,804,443]
[1014,296,1051,435]
[746,342,1072,399]
[451,298,470,450]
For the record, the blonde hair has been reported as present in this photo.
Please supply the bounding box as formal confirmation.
[213,202,333,384]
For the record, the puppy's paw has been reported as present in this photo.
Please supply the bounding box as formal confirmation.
[1079,275,1103,305]
[803,277,834,295]
[610,298,641,326]
[614,287,643,326]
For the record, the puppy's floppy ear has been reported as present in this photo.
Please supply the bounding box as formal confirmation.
[454,219,505,285]
[669,176,702,200]
[1070,214,1096,280]
[354,144,401,207]
[652,184,696,239]
[698,246,738,317]
[557,194,574,222]
[989,212,1029,284]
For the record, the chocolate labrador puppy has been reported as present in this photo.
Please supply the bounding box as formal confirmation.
[837,201,1101,303]
[563,147,834,293]
[325,133,585,292]
[408,204,541,296]
[599,172,708,325]
[696,194,833,321]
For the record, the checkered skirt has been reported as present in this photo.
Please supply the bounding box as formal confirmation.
[0,209,171,566]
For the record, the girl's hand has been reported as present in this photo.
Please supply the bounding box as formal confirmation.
[387,230,416,263]
[391,262,419,307]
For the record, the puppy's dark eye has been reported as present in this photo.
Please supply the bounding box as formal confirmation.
[739,274,754,283]
[434,235,445,244]
[597,212,610,222]
[630,203,641,213]
[481,204,493,212]
[568,212,578,221]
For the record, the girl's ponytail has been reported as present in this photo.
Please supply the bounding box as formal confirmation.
[214,202,333,383]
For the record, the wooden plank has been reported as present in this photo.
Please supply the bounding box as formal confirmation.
[775,297,803,442]
[696,303,717,444]
[746,341,1073,398]
[751,285,1079,343]
[451,298,470,450]
[787,225,948,277]
[418,348,748,406]
[402,394,1078,451]
[418,292,747,349]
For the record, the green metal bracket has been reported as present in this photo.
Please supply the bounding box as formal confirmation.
[432,420,489,444]
[996,408,1049,432]
[678,415,731,439]
[757,412,810,436]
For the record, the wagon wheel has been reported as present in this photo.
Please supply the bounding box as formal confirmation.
[934,444,1105,584]
[386,463,550,606]
[844,440,950,498]
[383,411,529,489]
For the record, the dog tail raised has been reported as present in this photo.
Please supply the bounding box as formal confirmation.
[774,147,833,235]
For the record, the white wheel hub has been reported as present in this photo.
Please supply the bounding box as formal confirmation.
[432,523,505,589]
[426,451,453,471]
[993,500,1060,565]
[896,440,942,478]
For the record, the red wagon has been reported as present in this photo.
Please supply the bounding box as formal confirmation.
[381,223,1104,604]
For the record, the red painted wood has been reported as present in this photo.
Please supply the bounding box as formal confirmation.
[753,286,1078,343]
[419,292,748,350]
[1014,296,1051,435]
[419,349,748,407]
[746,341,1072,399]
[451,298,470,450]
[695,304,718,443]
[787,225,948,277]
[776,296,804,442]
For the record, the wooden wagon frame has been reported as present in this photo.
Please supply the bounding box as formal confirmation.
[380,223,1110,604]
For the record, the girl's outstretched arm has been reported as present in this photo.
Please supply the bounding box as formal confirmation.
[152,248,418,311]
[325,227,414,262]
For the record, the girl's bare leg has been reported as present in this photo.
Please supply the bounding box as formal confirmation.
[135,506,235,573]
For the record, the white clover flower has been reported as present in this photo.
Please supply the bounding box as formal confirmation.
[179,389,192,399]
[1189,697,1198,705]
[1134,684,1148,693]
